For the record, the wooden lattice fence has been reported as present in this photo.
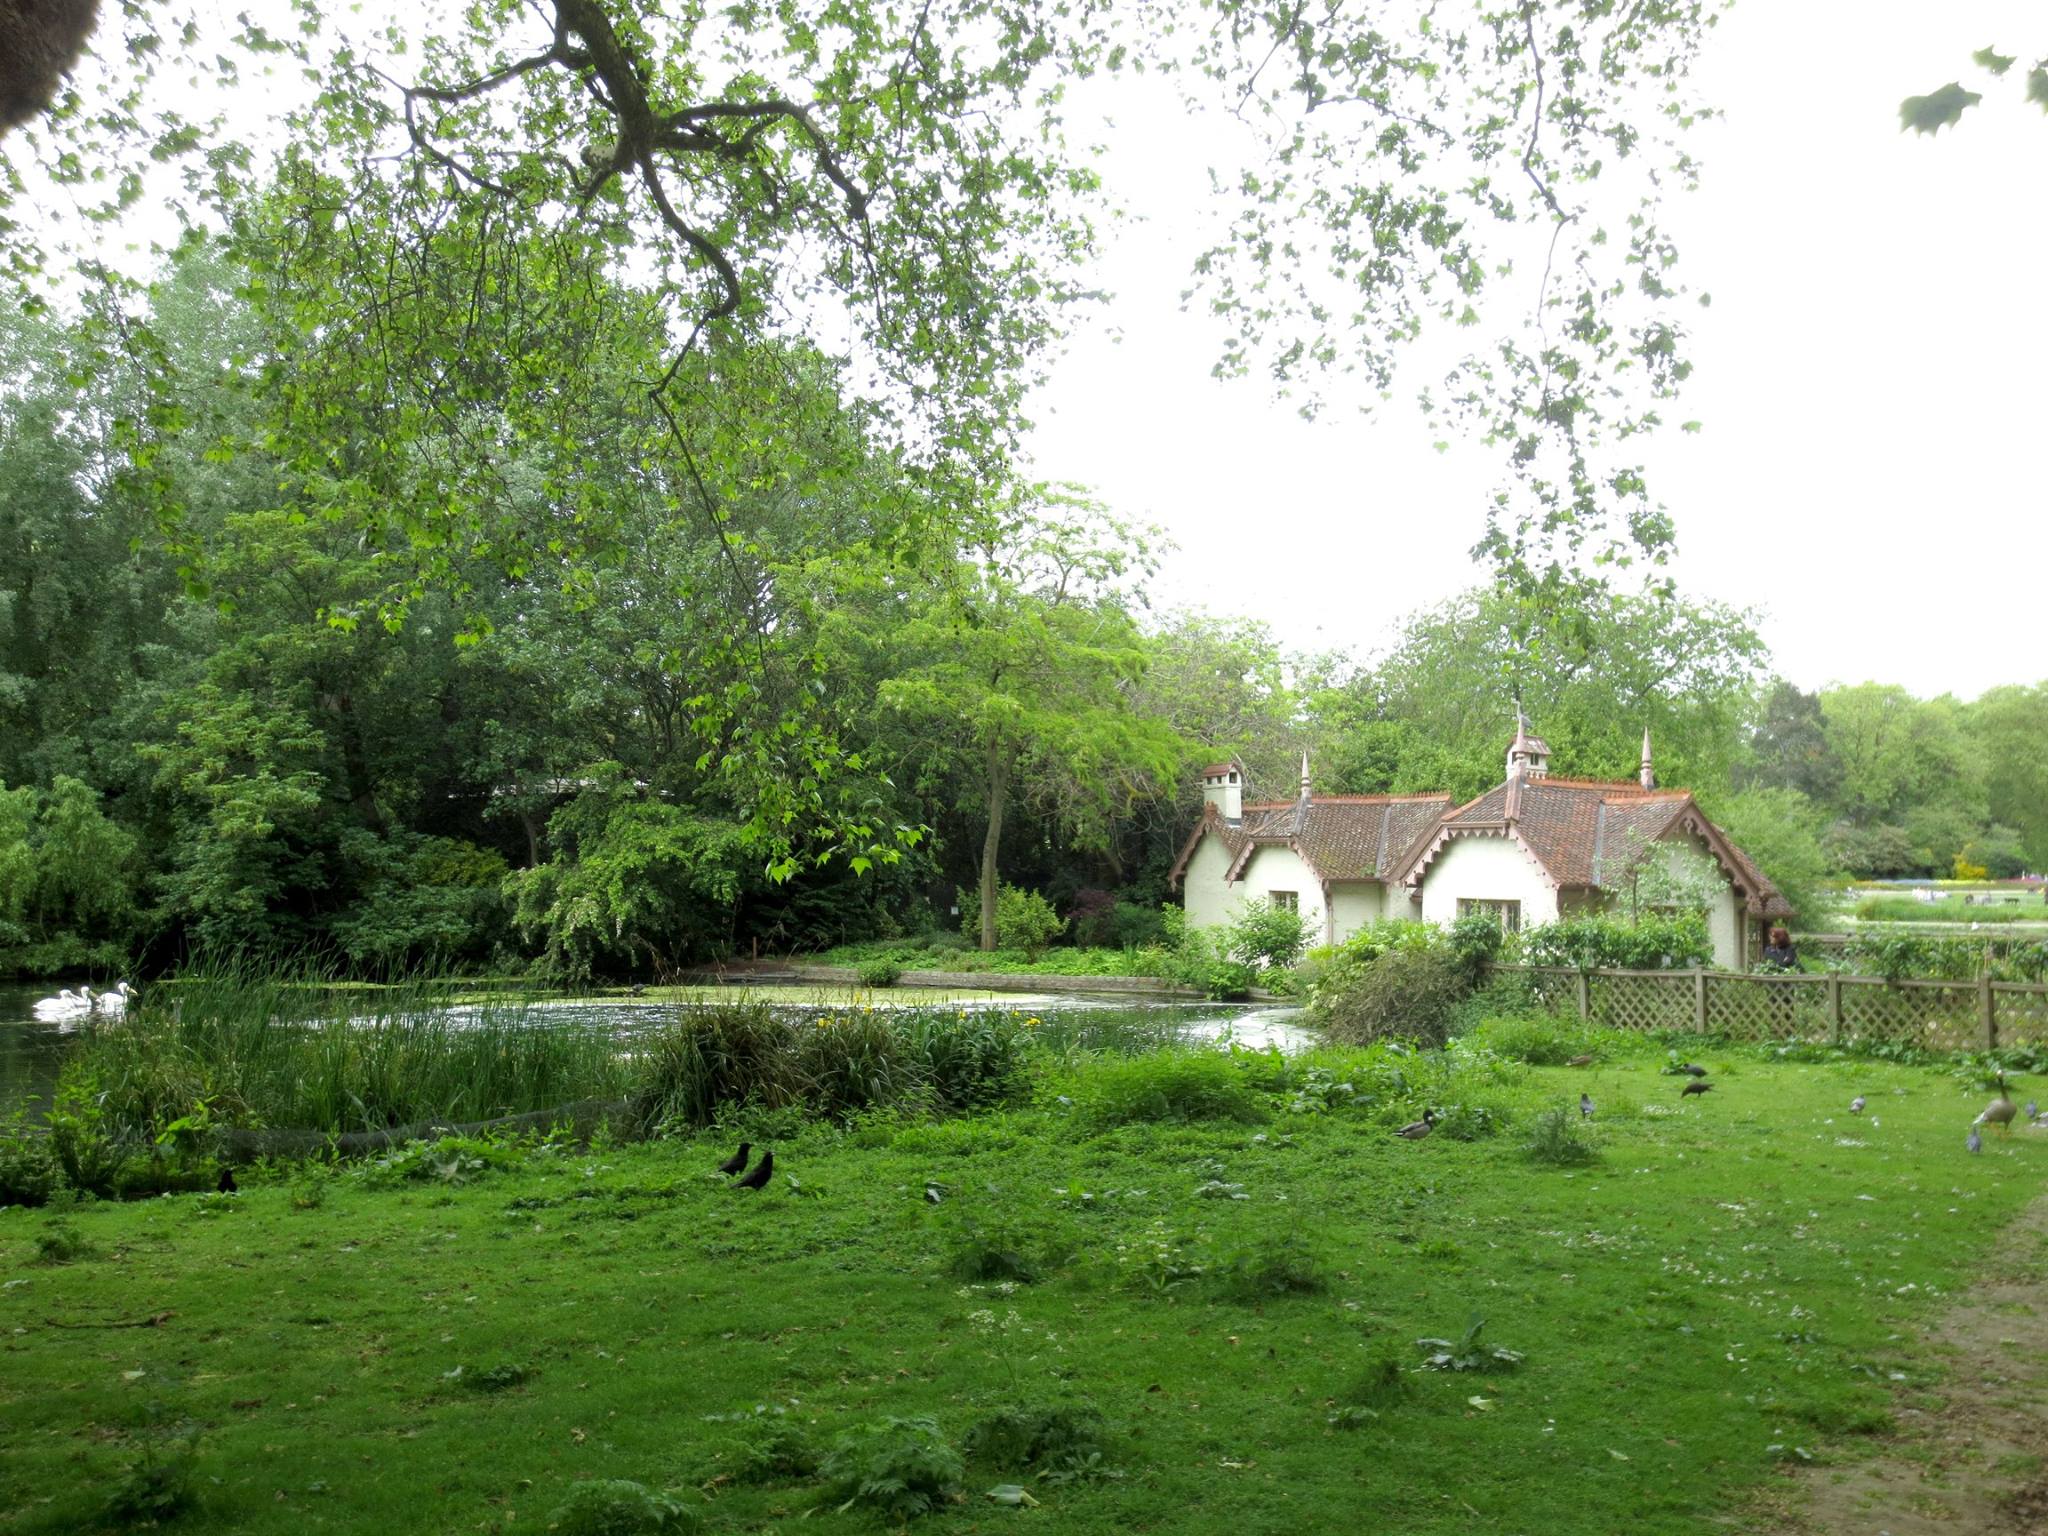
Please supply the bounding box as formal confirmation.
[1496,966,2048,1050]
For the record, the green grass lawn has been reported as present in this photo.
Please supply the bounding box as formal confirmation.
[3,1041,2044,1534]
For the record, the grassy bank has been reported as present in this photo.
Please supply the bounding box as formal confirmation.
[1854,895,2048,925]
[3,1032,2044,1534]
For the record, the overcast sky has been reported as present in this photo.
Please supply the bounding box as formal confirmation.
[1021,0,2048,700]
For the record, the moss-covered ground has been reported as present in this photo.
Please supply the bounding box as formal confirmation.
[3,1040,2044,1534]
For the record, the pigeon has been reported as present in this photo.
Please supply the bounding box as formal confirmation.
[716,1141,752,1177]
[1849,1096,1865,1114]
[1967,1126,1983,1155]
[924,1184,944,1205]
[2028,1101,2040,1123]
[1566,1053,1596,1068]
[1677,1063,1710,1078]
[1680,1081,1714,1099]
[1579,1093,1594,1119]
[1394,1109,1437,1141]
[216,1165,238,1195]
[734,1149,775,1190]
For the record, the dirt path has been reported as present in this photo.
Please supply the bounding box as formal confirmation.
[1758,1190,2048,1535]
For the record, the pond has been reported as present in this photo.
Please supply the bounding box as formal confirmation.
[0,983,1313,1120]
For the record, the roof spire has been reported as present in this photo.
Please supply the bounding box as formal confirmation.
[1299,749,1312,798]
[1640,728,1655,790]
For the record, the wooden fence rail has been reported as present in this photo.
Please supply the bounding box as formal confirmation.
[1491,965,2048,1050]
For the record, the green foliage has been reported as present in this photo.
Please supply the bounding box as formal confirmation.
[104,1419,203,1527]
[717,1415,822,1486]
[820,1416,965,1521]
[796,1013,913,1119]
[1899,81,1983,134]
[1853,895,2040,925]
[0,1108,59,1207]
[959,884,1066,959]
[1461,1013,1615,1067]
[1518,913,1712,971]
[1209,1229,1328,1301]
[1417,1315,1526,1373]
[1221,901,1308,970]
[547,1479,701,1536]
[964,1403,1113,1480]
[36,1221,94,1264]
[507,775,750,982]
[856,958,903,988]
[1708,787,1831,926]
[941,1208,1068,1285]
[364,1136,529,1188]
[1523,1107,1602,1168]
[1311,945,1472,1049]
[1445,914,1507,986]
[633,1004,805,1132]
[1070,1051,1265,1130]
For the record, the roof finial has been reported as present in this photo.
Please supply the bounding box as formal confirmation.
[1299,749,1312,798]
[1640,728,1655,790]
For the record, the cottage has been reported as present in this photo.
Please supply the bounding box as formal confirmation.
[1169,719,1791,969]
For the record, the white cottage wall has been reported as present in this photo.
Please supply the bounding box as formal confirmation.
[1327,883,1385,944]
[1231,846,1330,944]
[1181,833,1238,934]
[1419,835,1560,930]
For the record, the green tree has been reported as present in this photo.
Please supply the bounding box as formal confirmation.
[880,497,1183,950]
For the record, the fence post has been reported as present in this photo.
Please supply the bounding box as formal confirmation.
[1694,968,1708,1033]
[1980,971,1997,1051]
[1826,974,1843,1044]
[1574,970,1589,1022]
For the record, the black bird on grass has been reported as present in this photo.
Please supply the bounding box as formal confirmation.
[216,1165,237,1194]
[1673,1062,1710,1078]
[734,1148,775,1190]
[1680,1080,1714,1099]
[716,1142,752,1177]
[1580,1093,1594,1119]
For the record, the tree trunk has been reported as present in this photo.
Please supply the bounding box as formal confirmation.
[979,739,1009,951]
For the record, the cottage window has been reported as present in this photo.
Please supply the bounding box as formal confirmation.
[1458,897,1521,933]
[1270,890,1299,913]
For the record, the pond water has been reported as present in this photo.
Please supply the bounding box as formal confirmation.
[0,984,1313,1119]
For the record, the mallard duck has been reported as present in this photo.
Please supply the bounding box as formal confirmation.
[1394,1109,1437,1141]
[1680,1080,1714,1099]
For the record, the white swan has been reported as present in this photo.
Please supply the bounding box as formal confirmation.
[32,986,94,1023]
[92,981,137,1016]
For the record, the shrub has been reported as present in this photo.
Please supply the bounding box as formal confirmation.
[940,1207,1067,1284]
[820,1416,964,1521]
[633,1004,801,1130]
[856,957,904,988]
[900,1010,1029,1111]
[1461,1012,1606,1066]
[1222,902,1308,970]
[547,1479,701,1536]
[0,1113,57,1207]
[1518,913,1711,971]
[1070,1052,1264,1130]
[720,1415,821,1485]
[798,1013,911,1119]
[1312,947,1470,1048]
[37,1221,94,1264]
[961,885,1066,957]
[1523,1106,1601,1167]
[104,1422,202,1527]
[1445,913,1506,985]
[45,1068,128,1198]
[964,1403,1113,1479]
[362,1135,527,1188]
[1417,1314,1525,1373]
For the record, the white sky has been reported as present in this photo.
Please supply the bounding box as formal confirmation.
[1021,0,2048,700]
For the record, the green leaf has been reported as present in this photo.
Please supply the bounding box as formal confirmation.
[1899,82,1983,135]
[2028,64,2048,112]
[1972,45,2017,76]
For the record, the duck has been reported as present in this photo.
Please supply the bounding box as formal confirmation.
[1394,1109,1437,1141]
[1975,1072,2018,1137]
[1565,1053,1596,1068]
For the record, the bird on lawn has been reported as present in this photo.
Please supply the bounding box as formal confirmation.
[1579,1093,1595,1119]
[1680,1080,1714,1099]
[716,1141,752,1177]
[1394,1109,1437,1141]
[216,1165,237,1194]
[1566,1053,1596,1068]
[628,983,646,997]
[1849,1095,1866,1114]
[734,1149,775,1190]
[1967,1126,1983,1155]
[1976,1072,2018,1137]
[2027,1100,2040,1123]
[1676,1062,1709,1078]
